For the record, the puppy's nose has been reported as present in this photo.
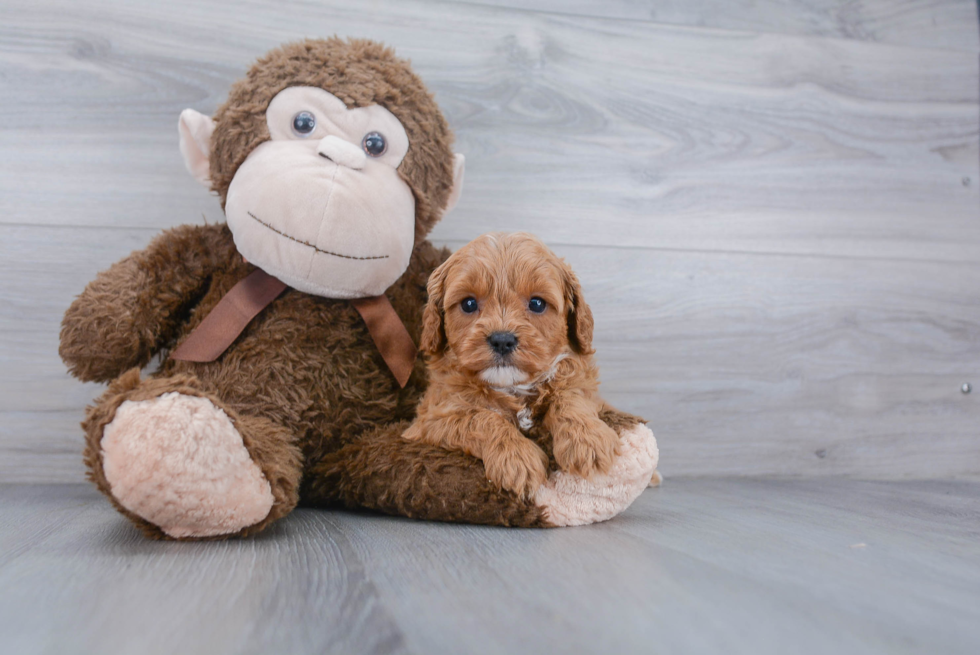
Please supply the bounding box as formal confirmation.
[488,331,518,356]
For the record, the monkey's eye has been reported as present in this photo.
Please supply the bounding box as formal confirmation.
[460,297,479,314]
[362,132,387,157]
[292,111,316,137]
[528,297,547,314]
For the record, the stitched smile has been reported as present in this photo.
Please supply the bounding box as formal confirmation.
[247,212,389,261]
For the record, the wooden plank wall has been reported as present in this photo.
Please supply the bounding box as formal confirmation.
[1,0,977,482]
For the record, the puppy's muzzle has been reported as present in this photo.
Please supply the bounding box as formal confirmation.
[488,331,518,357]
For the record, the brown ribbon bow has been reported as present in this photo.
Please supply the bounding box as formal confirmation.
[170,269,418,388]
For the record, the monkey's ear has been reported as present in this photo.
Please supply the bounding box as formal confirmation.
[420,258,453,354]
[178,109,216,187]
[443,154,466,215]
[562,262,595,355]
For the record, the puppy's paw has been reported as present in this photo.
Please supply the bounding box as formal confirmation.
[553,417,621,478]
[483,436,549,498]
[536,423,659,527]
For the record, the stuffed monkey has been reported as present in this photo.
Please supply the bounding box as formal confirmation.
[58,38,658,539]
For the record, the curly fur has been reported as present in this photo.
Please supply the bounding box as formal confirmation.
[405,233,620,497]
[59,40,647,539]
[65,223,524,537]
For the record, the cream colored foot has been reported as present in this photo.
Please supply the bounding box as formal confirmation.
[101,392,274,538]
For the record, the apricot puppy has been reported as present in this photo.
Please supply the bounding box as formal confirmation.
[404,232,620,497]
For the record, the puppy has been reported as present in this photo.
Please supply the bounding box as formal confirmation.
[404,232,620,497]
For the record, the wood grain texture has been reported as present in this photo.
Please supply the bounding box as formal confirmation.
[0,485,408,655]
[1,0,976,260]
[453,0,980,51]
[1,481,978,654]
[0,0,978,482]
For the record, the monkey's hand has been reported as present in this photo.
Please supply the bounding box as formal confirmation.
[59,223,232,382]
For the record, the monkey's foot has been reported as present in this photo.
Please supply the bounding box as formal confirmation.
[101,392,275,538]
[535,423,659,527]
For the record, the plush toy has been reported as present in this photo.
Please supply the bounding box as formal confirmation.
[58,38,659,539]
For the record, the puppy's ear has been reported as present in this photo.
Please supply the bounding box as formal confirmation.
[561,262,595,355]
[421,258,452,354]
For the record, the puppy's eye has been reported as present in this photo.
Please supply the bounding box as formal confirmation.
[460,297,479,314]
[528,297,547,314]
[292,111,316,137]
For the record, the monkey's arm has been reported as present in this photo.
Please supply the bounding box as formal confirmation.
[302,420,553,527]
[302,407,657,528]
[59,223,234,382]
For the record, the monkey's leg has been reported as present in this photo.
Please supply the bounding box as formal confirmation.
[302,409,658,528]
[83,369,302,540]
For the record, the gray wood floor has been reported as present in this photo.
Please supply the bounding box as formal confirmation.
[1,0,978,483]
[0,480,977,655]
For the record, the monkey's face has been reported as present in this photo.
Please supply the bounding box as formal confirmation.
[180,40,465,299]
[221,86,415,298]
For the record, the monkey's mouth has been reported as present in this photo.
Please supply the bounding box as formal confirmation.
[247,212,389,261]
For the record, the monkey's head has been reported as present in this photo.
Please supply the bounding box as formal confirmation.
[178,38,465,299]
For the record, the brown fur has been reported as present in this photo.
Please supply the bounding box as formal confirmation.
[404,233,620,498]
[59,39,556,538]
[209,38,455,245]
[61,223,479,536]
[81,368,303,540]
[59,41,643,539]
[303,421,550,527]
